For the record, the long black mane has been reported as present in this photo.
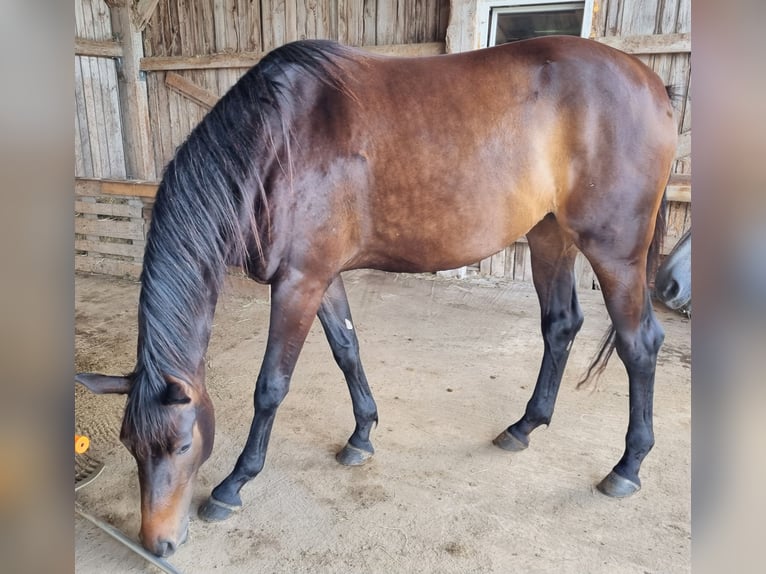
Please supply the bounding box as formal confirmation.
[123,40,354,452]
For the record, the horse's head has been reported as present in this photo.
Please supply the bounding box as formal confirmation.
[75,370,214,557]
[655,230,691,314]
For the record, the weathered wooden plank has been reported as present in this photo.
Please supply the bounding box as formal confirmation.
[675,131,690,159]
[594,33,690,54]
[285,0,298,43]
[141,51,264,70]
[165,72,219,109]
[513,242,532,282]
[75,37,123,57]
[362,42,446,57]
[75,200,144,218]
[490,250,505,278]
[363,0,376,45]
[76,218,145,240]
[479,256,491,276]
[446,0,477,53]
[374,0,395,45]
[75,254,142,278]
[75,238,145,259]
[140,42,446,71]
[75,58,94,177]
[76,177,159,198]
[101,180,158,198]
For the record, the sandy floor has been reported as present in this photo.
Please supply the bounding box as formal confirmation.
[75,270,690,573]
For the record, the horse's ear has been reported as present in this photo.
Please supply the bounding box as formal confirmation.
[163,378,192,405]
[76,373,132,395]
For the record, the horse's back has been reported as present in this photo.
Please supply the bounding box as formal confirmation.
[276,37,677,273]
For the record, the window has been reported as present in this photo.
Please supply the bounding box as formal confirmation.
[478,1,594,48]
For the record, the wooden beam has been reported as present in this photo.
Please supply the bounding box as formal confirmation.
[109,3,156,179]
[594,33,691,54]
[165,72,219,110]
[140,43,446,72]
[76,177,159,199]
[141,52,265,72]
[446,0,478,53]
[75,37,122,58]
[361,42,445,57]
[667,174,691,203]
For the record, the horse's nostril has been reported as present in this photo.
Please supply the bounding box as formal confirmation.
[662,278,679,300]
[156,539,177,558]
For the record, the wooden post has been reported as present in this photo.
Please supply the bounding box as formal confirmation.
[446,0,478,54]
[108,0,156,180]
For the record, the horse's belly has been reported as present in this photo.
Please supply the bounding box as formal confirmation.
[364,186,548,272]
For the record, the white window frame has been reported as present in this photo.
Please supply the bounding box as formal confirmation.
[477,0,595,49]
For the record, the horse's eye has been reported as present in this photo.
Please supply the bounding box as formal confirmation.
[177,444,191,455]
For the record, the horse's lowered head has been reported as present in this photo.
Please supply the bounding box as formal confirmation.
[655,229,691,314]
[76,367,215,557]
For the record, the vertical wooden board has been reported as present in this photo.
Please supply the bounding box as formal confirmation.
[490,250,505,278]
[363,0,377,45]
[261,0,274,51]
[603,0,622,36]
[75,0,85,37]
[325,0,338,40]
[245,0,262,51]
[437,0,449,40]
[273,0,288,47]
[504,244,515,280]
[400,0,414,44]
[87,0,113,176]
[104,62,128,178]
[590,0,607,36]
[376,0,396,45]
[514,242,531,282]
[479,256,491,276]
[74,98,86,178]
[619,0,659,35]
[82,56,107,178]
[337,0,349,43]
[75,58,94,178]
[296,0,308,39]
[287,0,300,42]
[346,0,365,45]
[152,72,174,169]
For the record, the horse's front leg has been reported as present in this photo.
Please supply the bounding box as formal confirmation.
[317,275,378,466]
[199,271,327,522]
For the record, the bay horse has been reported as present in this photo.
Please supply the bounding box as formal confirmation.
[76,36,677,557]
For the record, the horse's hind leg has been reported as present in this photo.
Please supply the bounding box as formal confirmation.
[199,270,328,522]
[494,214,584,451]
[317,275,378,466]
[577,230,665,497]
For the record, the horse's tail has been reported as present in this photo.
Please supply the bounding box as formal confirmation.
[576,190,667,388]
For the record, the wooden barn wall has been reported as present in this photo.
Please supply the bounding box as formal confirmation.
[75,0,126,179]
[143,0,450,170]
[74,0,690,283]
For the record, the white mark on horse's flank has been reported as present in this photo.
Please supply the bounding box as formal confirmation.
[345,319,353,330]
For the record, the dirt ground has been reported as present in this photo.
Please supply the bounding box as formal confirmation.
[74,269,690,573]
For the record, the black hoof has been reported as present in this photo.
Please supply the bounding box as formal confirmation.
[492,429,528,452]
[198,496,241,522]
[336,443,374,466]
[596,470,641,498]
